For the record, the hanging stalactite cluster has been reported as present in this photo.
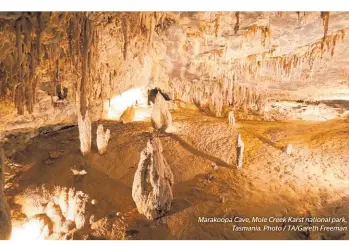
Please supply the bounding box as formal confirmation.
[242,24,272,48]
[0,12,98,115]
[0,13,50,114]
[139,12,177,47]
[171,76,267,117]
[232,26,347,82]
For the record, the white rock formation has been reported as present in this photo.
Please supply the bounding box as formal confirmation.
[236,133,244,169]
[71,168,88,176]
[151,93,173,132]
[285,144,293,155]
[78,111,92,156]
[228,111,236,125]
[96,124,111,155]
[0,147,12,240]
[132,137,174,220]
[15,185,89,239]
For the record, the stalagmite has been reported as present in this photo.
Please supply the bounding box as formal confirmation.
[120,105,135,124]
[132,137,174,220]
[285,144,293,155]
[236,133,244,169]
[228,111,236,125]
[151,93,173,132]
[0,147,12,240]
[78,110,92,156]
[96,124,111,155]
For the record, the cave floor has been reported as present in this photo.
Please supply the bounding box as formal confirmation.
[4,108,349,240]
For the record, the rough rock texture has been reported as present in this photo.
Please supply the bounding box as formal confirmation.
[96,124,110,155]
[132,137,174,220]
[228,111,236,125]
[78,110,92,156]
[0,146,12,240]
[236,133,244,169]
[120,106,135,124]
[151,93,173,132]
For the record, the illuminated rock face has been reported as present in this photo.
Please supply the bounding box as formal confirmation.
[151,93,173,132]
[132,137,174,220]
[14,185,89,240]
[0,147,12,240]
[78,111,92,156]
[96,124,111,155]
[236,133,244,169]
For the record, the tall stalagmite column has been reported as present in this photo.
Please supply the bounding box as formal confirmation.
[77,16,94,155]
[236,133,244,169]
[78,111,92,156]
[228,111,236,125]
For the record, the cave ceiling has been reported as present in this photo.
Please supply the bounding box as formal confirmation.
[0,11,349,116]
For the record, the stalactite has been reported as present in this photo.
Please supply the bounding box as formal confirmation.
[296,12,300,23]
[234,12,240,35]
[80,17,94,118]
[320,11,330,52]
[121,15,128,60]
[214,13,221,37]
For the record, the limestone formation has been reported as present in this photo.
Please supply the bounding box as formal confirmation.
[96,124,111,155]
[228,111,236,125]
[0,147,12,240]
[120,106,135,124]
[236,133,244,169]
[151,93,173,132]
[78,110,92,156]
[132,137,174,220]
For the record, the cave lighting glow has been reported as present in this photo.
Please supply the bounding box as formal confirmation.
[105,87,151,121]
[11,219,48,240]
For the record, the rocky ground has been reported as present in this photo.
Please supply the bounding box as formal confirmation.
[1,106,349,240]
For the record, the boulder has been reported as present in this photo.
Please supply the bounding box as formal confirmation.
[132,137,174,220]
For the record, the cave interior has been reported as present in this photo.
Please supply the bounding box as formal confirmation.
[0,11,348,240]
